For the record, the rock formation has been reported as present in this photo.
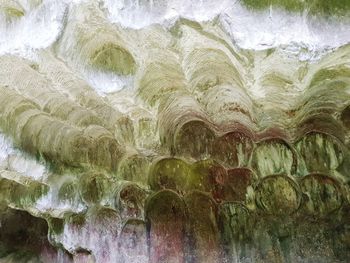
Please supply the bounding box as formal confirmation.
[0,0,349,262]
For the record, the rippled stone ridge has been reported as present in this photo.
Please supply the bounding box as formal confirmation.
[0,0,350,262]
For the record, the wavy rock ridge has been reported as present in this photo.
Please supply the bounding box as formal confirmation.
[0,0,350,262]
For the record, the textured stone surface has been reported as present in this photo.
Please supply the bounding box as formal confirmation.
[0,0,349,262]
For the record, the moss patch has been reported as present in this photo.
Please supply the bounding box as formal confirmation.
[91,44,136,75]
[241,0,350,16]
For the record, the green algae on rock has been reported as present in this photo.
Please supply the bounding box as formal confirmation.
[295,132,345,174]
[218,203,254,262]
[57,2,136,75]
[300,173,344,217]
[0,1,350,262]
[255,175,301,215]
[0,0,25,21]
[251,138,297,177]
[149,157,190,192]
[242,0,350,16]
[0,177,49,209]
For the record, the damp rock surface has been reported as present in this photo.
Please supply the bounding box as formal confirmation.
[0,0,350,262]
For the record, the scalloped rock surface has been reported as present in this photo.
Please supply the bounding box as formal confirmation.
[0,0,350,262]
